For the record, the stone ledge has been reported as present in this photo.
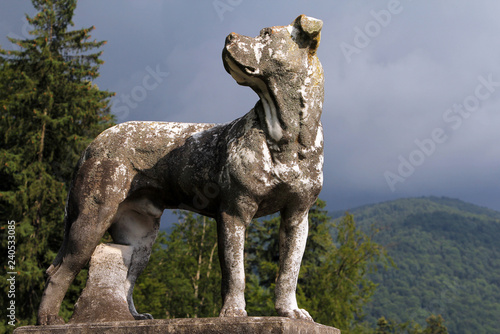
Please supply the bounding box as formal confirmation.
[14,317,341,334]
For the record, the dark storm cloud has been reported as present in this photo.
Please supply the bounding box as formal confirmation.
[1,0,499,211]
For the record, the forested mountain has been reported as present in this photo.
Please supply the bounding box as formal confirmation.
[332,197,500,334]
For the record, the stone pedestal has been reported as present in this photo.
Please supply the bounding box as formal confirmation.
[69,243,135,323]
[14,317,341,334]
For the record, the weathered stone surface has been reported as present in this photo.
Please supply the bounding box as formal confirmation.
[69,244,135,323]
[38,14,325,325]
[15,317,340,334]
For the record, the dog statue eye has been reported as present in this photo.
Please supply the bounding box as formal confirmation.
[260,28,272,37]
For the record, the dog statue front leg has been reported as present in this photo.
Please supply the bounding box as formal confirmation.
[275,209,314,321]
[217,209,250,317]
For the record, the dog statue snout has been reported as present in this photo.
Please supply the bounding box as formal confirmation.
[225,32,237,46]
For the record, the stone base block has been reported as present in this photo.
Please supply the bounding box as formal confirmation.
[69,243,135,323]
[14,317,341,334]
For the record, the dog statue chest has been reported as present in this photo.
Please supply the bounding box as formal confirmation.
[223,121,323,199]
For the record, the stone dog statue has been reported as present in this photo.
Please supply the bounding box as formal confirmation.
[38,14,324,325]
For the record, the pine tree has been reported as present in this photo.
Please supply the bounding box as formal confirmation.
[244,200,392,331]
[301,204,392,330]
[375,317,391,334]
[0,0,114,328]
[133,212,222,318]
[423,315,448,334]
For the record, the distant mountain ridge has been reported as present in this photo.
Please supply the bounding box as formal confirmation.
[332,196,500,223]
[332,196,500,334]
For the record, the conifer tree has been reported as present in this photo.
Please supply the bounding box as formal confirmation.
[423,315,448,334]
[0,0,114,328]
[375,317,391,334]
[244,200,391,330]
[133,212,221,318]
[303,210,389,329]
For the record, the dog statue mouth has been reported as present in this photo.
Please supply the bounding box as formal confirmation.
[223,53,258,86]
[222,33,260,86]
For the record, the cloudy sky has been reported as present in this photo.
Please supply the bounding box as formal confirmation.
[1,0,499,214]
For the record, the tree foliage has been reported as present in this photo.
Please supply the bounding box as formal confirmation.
[369,314,448,334]
[133,212,221,319]
[133,200,455,334]
[134,200,391,333]
[0,0,114,329]
[244,200,392,330]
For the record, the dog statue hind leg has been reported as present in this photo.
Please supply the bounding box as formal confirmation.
[38,157,130,325]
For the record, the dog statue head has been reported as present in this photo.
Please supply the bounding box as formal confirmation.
[223,15,322,84]
[222,15,324,143]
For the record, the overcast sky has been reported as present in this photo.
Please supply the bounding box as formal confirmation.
[1,0,499,214]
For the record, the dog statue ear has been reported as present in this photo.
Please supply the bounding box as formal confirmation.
[292,15,323,54]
